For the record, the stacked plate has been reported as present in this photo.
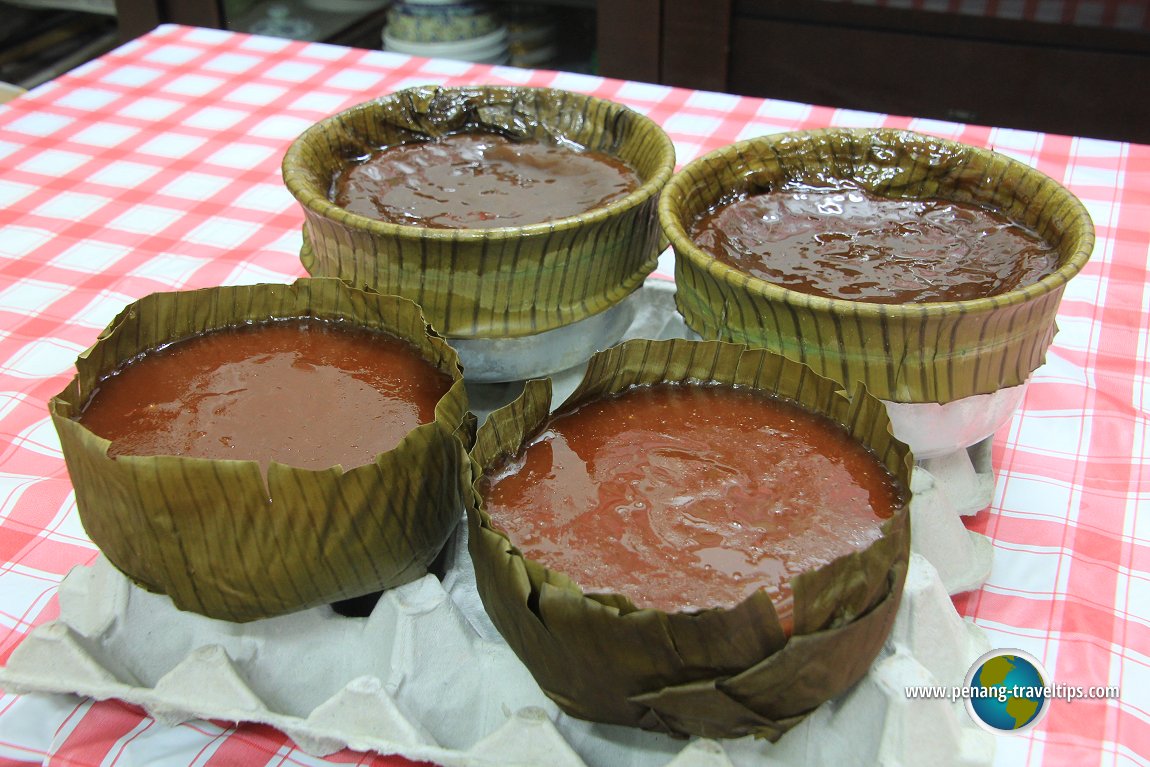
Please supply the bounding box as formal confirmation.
[382,1,509,64]
[504,3,558,68]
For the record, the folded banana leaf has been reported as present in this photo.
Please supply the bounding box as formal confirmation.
[467,337,912,739]
[50,278,472,623]
[283,85,676,339]
[662,128,1095,404]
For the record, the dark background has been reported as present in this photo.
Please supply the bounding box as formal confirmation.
[3,0,1148,143]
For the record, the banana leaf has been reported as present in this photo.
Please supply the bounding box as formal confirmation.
[50,278,473,623]
[282,85,676,339]
[467,337,912,739]
[661,128,1095,404]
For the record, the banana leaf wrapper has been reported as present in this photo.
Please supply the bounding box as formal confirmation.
[661,128,1095,404]
[467,338,913,739]
[282,85,676,339]
[50,278,473,623]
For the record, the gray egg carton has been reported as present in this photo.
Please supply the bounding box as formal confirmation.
[0,524,992,767]
[0,279,1001,766]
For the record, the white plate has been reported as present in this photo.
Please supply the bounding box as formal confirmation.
[383,25,507,57]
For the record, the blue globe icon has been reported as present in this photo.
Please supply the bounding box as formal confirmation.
[965,650,1049,733]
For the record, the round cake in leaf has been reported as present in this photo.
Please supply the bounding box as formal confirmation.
[659,128,1094,458]
[282,85,676,382]
[467,338,912,739]
[50,278,472,623]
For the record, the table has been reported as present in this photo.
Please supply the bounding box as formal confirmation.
[0,23,1146,767]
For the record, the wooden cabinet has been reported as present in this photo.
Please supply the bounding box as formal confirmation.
[596,0,1150,143]
[1,2,119,89]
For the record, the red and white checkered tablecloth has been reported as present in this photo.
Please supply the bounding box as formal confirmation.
[0,23,1146,767]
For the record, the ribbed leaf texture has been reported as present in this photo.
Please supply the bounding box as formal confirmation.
[468,338,913,739]
[661,128,1095,404]
[283,85,676,339]
[51,278,472,623]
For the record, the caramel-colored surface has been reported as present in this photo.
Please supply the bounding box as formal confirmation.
[690,184,1060,303]
[333,132,641,229]
[79,319,451,472]
[482,383,900,622]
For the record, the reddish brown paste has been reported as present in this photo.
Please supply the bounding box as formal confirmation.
[689,183,1060,303]
[79,319,451,472]
[481,383,902,628]
[332,132,641,229]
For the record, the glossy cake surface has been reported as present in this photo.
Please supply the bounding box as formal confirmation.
[79,318,452,472]
[332,132,641,229]
[481,382,902,626]
[690,183,1060,303]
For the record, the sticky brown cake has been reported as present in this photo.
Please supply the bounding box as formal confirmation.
[690,183,1060,303]
[332,132,641,229]
[480,382,903,631]
[78,318,452,473]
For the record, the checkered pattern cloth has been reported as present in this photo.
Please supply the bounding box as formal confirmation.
[0,24,1146,767]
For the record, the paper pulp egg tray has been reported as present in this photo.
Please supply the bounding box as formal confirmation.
[0,279,1000,767]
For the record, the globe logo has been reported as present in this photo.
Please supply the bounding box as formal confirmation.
[964,649,1050,733]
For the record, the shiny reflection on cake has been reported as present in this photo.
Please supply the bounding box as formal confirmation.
[481,382,902,633]
[78,318,452,473]
[332,132,641,229]
[689,182,1060,304]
